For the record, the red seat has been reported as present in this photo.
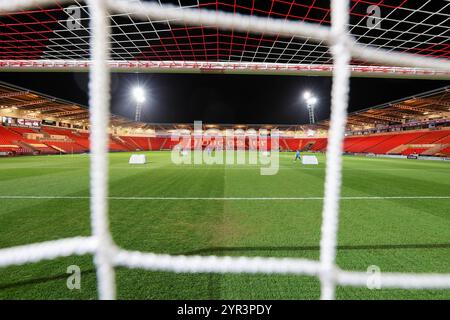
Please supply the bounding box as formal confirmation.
[440,146,450,156]
[401,148,427,155]
[410,130,450,144]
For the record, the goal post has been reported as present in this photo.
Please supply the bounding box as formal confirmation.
[0,0,449,301]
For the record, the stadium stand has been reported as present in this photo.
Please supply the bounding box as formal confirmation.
[409,131,450,144]
[8,127,37,135]
[283,138,302,151]
[436,134,450,144]
[0,126,21,154]
[30,143,59,154]
[43,141,86,154]
[280,138,327,152]
[37,126,89,153]
[0,125,53,154]
[149,137,168,150]
[344,135,392,153]
[41,127,75,137]
[112,137,135,151]
[0,126,18,144]
[440,147,450,156]
[70,132,90,150]
[309,138,327,152]
[119,136,145,151]
[109,137,129,152]
[401,148,428,155]
[363,132,426,154]
[161,137,181,150]
[3,123,450,156]
[0,81,449,157]
[123,136,151,150]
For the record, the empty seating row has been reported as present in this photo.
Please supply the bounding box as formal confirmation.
[345,135,393,153]
[436,134,450,144]
[409,130,450,144]
[283,138,302,151]
[109,139,129,152]
[401,148,428,155]
[440,146,450,156]
[3,124,450,156]
[363,132,426,154]
[44,141,87,153]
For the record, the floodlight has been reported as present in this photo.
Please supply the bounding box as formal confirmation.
[303,91,312,100]
[303,91,317,124]
[307,97,318,106]
[132,86,145,103]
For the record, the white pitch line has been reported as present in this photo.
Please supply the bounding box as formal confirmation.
[0,196,449,200]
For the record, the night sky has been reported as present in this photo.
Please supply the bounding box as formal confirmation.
[0,73,447,125]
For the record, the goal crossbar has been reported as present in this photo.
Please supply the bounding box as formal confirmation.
[1,60,449,79]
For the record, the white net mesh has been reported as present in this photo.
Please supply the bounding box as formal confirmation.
[0,0,450,300]
[1,0,450,77]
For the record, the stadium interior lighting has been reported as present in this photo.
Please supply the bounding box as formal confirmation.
[303,91,317,106]
[303,91,317,124]
[132,86,146,122]
[303,91,312,100]
[132,86,145,103]
[307,97,317,106]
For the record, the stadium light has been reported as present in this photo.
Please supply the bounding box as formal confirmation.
[132,86,145,104]
[307,97,317,106]
[303,91,317,124]
[132,86,146,122]
[303,91,312,100]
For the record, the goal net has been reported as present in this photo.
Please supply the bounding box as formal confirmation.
[0,0,449,300]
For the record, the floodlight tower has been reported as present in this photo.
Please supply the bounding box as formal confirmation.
[132,86,146,122]
[303,91,317,125]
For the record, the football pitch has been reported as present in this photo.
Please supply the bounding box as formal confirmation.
[0,151,449,299]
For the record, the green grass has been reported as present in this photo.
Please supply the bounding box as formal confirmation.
[0,151,449,299]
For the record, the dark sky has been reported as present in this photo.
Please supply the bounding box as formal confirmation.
[0,72,447,124]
